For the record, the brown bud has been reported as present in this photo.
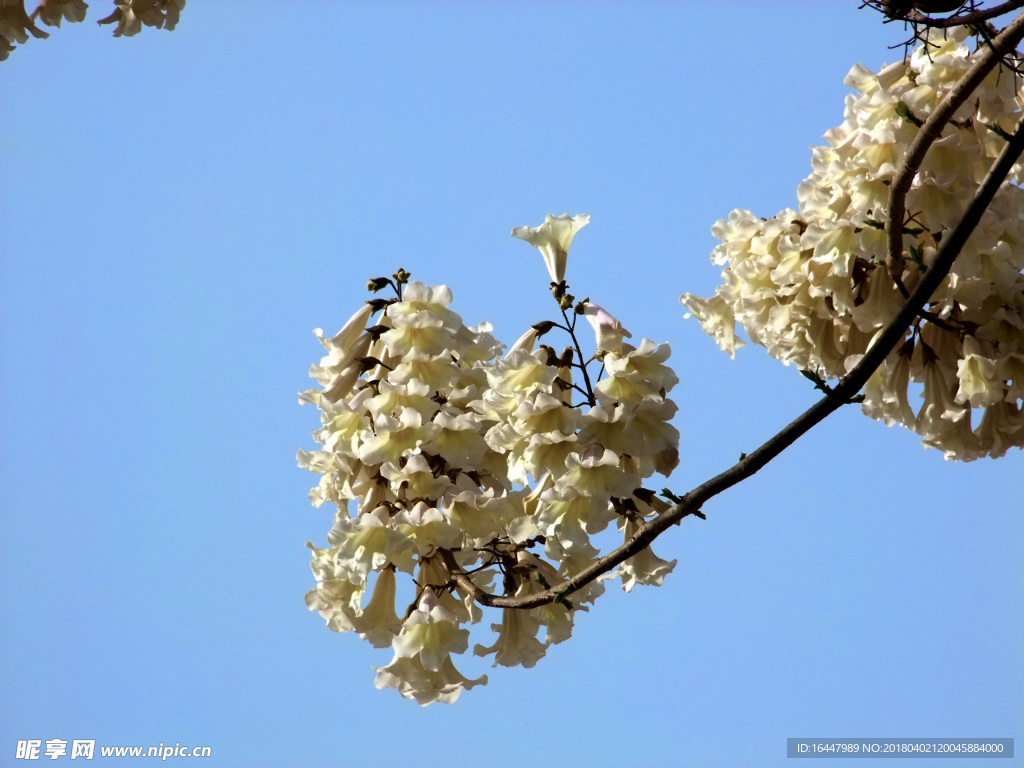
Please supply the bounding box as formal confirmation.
[531,320,556,337]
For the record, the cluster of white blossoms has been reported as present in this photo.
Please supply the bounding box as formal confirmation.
[682,28,1024,460]
[300,215,681,704]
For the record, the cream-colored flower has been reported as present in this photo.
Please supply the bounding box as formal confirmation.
[393,501,460,554]
[680,293,745,358]
[374,654,486,706]
[391,588,469,671]
[473,594,547,669]
[387,281,463,331]
[358,407,441,466]
[424,410,489,470]
[557,445,639,501]
[955,337,1003,408]
[332,506,413,577]
[512,213,590,284]
[351,568,403,648]
[612,518,677,592]
[536,485,616,552]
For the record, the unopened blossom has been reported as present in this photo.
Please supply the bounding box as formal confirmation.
[508,327,539,355]
[583,302,632,353]
[512,213,590,284]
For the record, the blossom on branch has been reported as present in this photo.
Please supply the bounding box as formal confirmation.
[300,249,681,703]
[682,28,1024,461]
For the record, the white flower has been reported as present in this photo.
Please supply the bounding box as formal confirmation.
[473,592,547,669]
[393,501,461,554]
[391,588,469,671]
[512,213,590,284]
[424,410,489,470]
[380,455,451,501]
[536,485,617,552]
[351,568,403,648]
[955,337,1003,408]
[374,654,487,706]
[358,407,440,466]
[380,310,454,357]
[605,339,679,393]
[304,543,364,633]
[386,281,462,331]
[487,348,558,394]
[332,506,413,577]
[612,518,677,592]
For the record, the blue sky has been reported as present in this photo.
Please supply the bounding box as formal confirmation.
[1,2,1021,766]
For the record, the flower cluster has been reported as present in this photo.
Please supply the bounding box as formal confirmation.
[300,215,681,704]
[682,29,1024,460]
[0,0,182,59]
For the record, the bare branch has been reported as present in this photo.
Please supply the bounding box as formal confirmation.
[903,0,1024,27]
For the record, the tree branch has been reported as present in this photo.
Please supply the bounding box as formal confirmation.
[446,42,1024,611]
[902,0,1024,27]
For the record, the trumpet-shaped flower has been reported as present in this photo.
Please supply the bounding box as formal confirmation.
[474,592,547,669]
[392,588,470,671]
[374,653,487,706]
[511,213,590,284]
[351,567,403,648]
[613,518,677,592]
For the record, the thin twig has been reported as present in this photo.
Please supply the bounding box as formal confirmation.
[560,304,596,407]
